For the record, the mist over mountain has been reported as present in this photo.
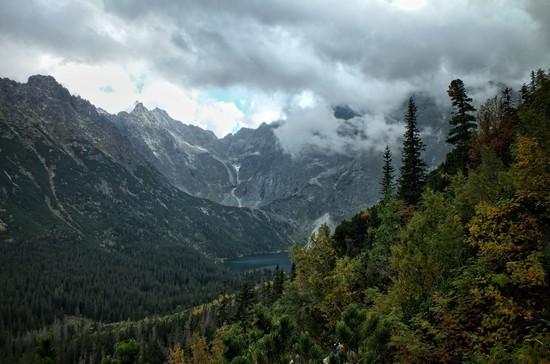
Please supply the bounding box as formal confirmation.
[1,0,550,362]
[0,74,296,257]
[0,74,453,265]
[0,73,455,355]
[107,82,453,231]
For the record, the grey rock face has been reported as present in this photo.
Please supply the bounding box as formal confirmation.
[116,104,233,201]
[114,96,449,234]
[0,75,293,258]
[1,75,450,247]
[115,105,381,232]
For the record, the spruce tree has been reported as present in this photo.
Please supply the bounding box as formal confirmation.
[446,79,477,172]
[520,84,530,104]
[380,145,395,199]
[106,339,139,364]
[235,282,256,324]
[272,265,284,298]
[34,336,57,364]
[502,87,512,110]
[530,70,536,91]
[398,97,426,205]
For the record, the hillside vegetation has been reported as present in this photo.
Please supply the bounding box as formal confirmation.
[162,70,550,364]
[9,70,550,363]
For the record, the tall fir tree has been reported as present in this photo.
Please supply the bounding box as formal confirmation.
[272,265,285,298]
[520,84,530,104]
[530,70,536,91]
[380,145,395,199]
[502,87,512,110]
[398,97,426,205]
[235,282,256,324]
[446,79,477,172]
[34,336,58,364]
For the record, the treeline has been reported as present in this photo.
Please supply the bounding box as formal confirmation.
[0,235,276,363]
[5,267,286,364]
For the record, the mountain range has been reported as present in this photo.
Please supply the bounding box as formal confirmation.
[0,75,453,255]
[107,85,451,232]
[0,74,450,331]
[0,75,295,258]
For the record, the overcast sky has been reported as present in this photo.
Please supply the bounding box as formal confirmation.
[1,0,549,144]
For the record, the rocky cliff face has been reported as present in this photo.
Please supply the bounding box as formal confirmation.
[115,107,380,231]
[114,94,449,232]
[117,103,234,202]
[0,75,293,258]
[0,75,450,251]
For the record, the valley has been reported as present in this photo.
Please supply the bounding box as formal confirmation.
[2,1,549,361]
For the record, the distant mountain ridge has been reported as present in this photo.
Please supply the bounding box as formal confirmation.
[0,74,450,336]
[117,102,379,230]
[0,75,451,247]
[0,75,292,257]
[114,89,450,231]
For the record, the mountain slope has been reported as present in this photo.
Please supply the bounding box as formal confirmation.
[116,107,382,232]
[116,104,383,223]
[116,104,235,202]
[114,96,449,233]
[0,75,293,334]
[0,75,292,257]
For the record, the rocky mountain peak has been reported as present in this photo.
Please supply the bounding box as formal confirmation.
[129,101,148,114]
[151,107,170,118]
[26,74,71,101]
[27,74,59,88]
[333,104,360,120]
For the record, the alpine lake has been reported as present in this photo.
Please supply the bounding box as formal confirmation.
[223,251,291,272]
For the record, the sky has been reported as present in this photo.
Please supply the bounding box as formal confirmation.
[1,0,549,151]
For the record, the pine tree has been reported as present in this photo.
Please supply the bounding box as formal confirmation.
[520,84,530,104]
[113,339,140,364]
[398,97,426,205]
[502,87,512,110]
[290,263,296,281]
[34,335,57,364]
[380,145,395,199]
[272,265,284,298]
[446,79,477,172]
[235,283,256,324]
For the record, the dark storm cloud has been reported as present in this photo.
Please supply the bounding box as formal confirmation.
[3,0,549,95]
[0,1,124,62]
[97,0,550,89]
[1,0,549,152]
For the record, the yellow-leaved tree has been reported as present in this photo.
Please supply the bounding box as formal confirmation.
[167,344,185,364]
[421,136,550,362]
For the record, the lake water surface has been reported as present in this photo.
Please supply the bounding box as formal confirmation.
[224,251,291,272]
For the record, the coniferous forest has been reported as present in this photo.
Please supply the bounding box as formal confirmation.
[5,70,550,363]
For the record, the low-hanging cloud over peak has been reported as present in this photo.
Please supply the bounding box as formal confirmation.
[1,0,549,150]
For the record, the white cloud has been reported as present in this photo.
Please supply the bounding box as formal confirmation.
[192,99,244,137]
[395,0,428,11]
[274,98,403,157]
[13,59,244,137]
[292,90,317,109]
[50,62,138,112]
[1,0,550,148]
[244,92,288,128]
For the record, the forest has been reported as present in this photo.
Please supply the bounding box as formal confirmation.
[9,69,550,363]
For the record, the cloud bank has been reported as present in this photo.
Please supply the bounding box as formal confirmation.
[1,0,549,150]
